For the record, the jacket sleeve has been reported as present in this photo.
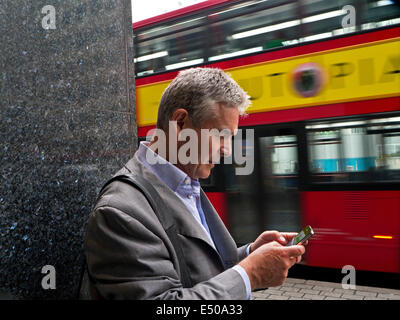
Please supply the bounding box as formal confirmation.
[84,205,247,300]
[237,243,251,262]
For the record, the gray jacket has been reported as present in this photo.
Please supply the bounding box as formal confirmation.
[84,153,249,299]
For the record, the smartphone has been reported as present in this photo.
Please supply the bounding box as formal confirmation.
[286,225,314,246]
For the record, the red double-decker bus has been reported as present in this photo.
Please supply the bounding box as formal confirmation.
[133,0,400,274]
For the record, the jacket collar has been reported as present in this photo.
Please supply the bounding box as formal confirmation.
[136,141,188,193]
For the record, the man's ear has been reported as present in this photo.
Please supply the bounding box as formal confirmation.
[171,108,189,130]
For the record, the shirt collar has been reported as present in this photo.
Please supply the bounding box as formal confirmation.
[137,141,198,193]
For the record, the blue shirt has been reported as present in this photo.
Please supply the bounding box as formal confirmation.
[137,141,252,299]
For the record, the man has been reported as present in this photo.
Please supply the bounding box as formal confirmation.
[84,67,306,299]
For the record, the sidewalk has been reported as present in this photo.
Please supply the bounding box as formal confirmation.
[252,278,400,300]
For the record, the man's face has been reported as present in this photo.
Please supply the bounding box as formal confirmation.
[178,103,239,180]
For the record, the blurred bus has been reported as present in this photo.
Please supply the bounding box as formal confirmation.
[133,0,400,274]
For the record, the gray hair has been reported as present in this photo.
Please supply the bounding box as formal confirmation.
[156,67,250,130]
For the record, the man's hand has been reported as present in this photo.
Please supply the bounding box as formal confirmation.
[250,230,307,252]
[239,241,306,290]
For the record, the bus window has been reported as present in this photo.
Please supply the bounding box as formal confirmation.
[134,19,207,76]
[259,135,300,232]
[367,116,400,180]
[307,115,400,183]
[207,1,297,61]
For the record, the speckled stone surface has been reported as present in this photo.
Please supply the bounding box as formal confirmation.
[0,0,137,299]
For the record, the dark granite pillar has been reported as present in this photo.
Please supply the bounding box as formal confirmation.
[0,0,137,299]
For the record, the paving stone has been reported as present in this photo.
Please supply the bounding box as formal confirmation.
[341,294,364,300]
[294,284,314,290]
[303,294,325,300]
[323,292,343,298]
[312,285,334,292]
[333,288,356,295]
[282,291,304,298]
[286,278,306,284]
[325,297,347,300]
[263,289,283,296]
[355,290,378,297]
[281,286,300,293]
[252,292,269,299]
[268,295,289,300]
[281,282,295,287]
[377,293,400,300]
[355,286,400,294]
[299,288,321,295]
[362,296,386,300]
[305,280,343,288]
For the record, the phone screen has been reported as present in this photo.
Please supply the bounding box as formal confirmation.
[293,230,307,245]
[287,225,314,246]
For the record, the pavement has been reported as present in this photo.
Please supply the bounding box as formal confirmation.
[252,277,400,300]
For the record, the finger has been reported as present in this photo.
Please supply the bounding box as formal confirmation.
[293,254,302,264]
[266,240,282,247]
[260,240,282,250]
[261,231,286,244]
[283,244,305,257]
[281,232,298,242]
[288,256,298,267]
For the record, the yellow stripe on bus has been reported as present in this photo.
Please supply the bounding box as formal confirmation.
[136,38,400,127]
